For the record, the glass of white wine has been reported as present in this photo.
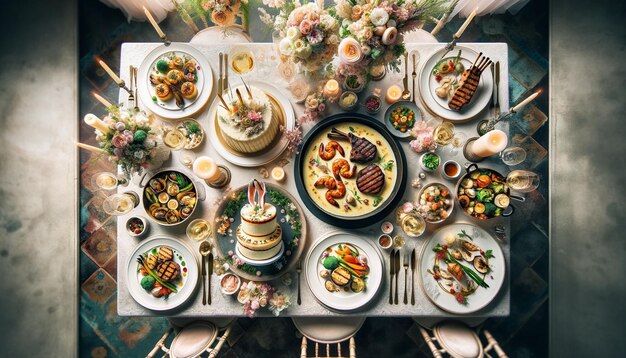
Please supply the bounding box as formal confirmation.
[433,121,455,146]
[163,127,186,151]
[186,219,212,242]
[102,192,138,216]
[230,47,255,75]
[506,170,540,192]
[400,212,426,238]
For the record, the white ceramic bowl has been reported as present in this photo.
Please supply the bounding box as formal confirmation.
[220,273,241,296]
[419,152,441,172]
[126,216,148,237]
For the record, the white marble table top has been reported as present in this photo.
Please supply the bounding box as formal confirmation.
[117,42,510,317]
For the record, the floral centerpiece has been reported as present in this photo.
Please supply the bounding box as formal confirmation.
[260,1,340,73]
[409,120,437,153]
[94,107,166,177]
[333,0,446,76]
[237,281,291,317]
[188,0,249,28]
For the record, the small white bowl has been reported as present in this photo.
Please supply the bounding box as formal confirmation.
[380,221,394,234]
[419,152,441,172]
[442,160,462,180]
[126,216,148,237]
[220,273,241,296]
[378,234,393,250]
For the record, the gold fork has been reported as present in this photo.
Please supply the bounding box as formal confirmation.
[128,65,135,107]
[296,260,302,305]
[403,252,409,304]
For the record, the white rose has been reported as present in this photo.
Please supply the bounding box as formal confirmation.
[279,37,294,56]
[338,37,363,64]
[286,26,301,41]
[361,45,371,55]
[370,8,390,27]
[294,43,312,59]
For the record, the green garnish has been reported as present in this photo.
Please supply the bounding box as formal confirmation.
[458,230,473,241]
[185,121,201,134]
[382,160,394,171]
[372,195,383,207]
[137,256,178,293]
[422,153,440,170]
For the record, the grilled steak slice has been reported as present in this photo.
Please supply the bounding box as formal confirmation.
[449,54,491,111]
[327,128,377,163]
[356,164,385,195]
[158,246,174,262]
[156,260,180,282]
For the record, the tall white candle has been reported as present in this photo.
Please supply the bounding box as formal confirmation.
[75,142,105,154]
[511,90,541,113]
[84,113,111,134]
[193,156,222,182]
[143,6,166,38]
[454,7,478,39]
[469,129,508,158]
[98,60,123,85]
[93,92,113,108]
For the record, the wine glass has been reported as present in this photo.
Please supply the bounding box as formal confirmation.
[433,121,455,146]
[163,127,186,151]
[186,219,212,242]
[102,192,139,216]
[400,212,426,238]
[230,46,255,75]
[500,146,527,166]
[506,170,540,192]
[447,131,468,155]
[91,172,127,191]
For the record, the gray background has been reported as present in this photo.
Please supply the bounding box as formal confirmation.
[0,0,624,357]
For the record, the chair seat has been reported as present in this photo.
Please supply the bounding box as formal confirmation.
[190,26,252,45]
[292,316,366,344]
[169,321,218,358]
[433,321,483,358]
[402,29,439,44]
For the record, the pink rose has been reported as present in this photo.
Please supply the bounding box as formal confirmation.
[299,20,313,35]
[111,134,128,148]
[402,202,414,213]
[251,300,260,310]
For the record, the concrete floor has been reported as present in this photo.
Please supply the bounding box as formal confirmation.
[0,0,624,357]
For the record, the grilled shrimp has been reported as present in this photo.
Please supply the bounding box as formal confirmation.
[332,159,356,179]
[318,141,345,161]
[314,176,337,190]
[325,177,346,207]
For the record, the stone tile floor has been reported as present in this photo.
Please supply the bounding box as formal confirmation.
[78,1,549,356]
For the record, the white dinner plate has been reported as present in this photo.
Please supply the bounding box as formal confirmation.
[205,80,295,167]
[418,46,493,122]
[304,231,384,312]
[127,236,199,311]
[138,43,214,120]
[418,223,505,314]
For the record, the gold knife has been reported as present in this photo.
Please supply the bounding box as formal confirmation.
[133,66,139,110]
[494,61,501,117]
[218,53,223,95]
[389,249,395,304]
[208,251,213,305]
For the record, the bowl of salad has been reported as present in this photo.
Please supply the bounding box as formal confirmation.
[419,152,441,172]
[416,183,454,224]
[384,101,422,138]
[455,164,523,220]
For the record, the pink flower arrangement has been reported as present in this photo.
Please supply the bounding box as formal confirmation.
[237,281,290,317]
[196,0,246,28]
[247,110,263,123]
[409,120,437,153]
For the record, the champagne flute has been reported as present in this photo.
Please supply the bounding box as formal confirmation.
[506,170,540,192]
[500,147,527,166]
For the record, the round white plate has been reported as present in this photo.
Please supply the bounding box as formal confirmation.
[127,236,199,311]
[418,223,505,314]
[205,80,295,167]
[304,231,384,312]
[418,46,493,122]
[138,43,214,120]
[235,241,284,266]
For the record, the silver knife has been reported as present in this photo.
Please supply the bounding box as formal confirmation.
[389,249,395,304]
[394,250,400,304]
[133,67,139,110]
[208,251,213,305]
[218,53,223,95]
[411,248,416,305]
[494,61,500,117]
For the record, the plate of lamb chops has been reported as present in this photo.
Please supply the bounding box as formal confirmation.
[295,113,407,228]
[418,46,494,122]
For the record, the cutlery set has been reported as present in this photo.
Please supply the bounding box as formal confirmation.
[218,52,229,95]
[389,248,416,305]
[402,53,418,102]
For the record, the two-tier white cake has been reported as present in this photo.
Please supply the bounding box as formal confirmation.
[236,203,283,261]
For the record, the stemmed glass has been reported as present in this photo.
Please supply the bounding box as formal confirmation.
[506,170,540,192]
[230,46,255,75]
[179,150,196,169]
[163,126,186,151]
[500,146,527,166]
[433,121,455,146]
[91,172,127,191]
[102,192,139,216]
[447,131,468,155]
